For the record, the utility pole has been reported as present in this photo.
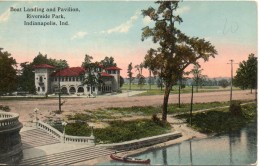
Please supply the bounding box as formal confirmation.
[58,70,61,113]
[227,60,238,105]
[190,85,194,126]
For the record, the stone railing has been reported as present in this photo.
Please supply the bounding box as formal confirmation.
[0,111,21,130]
[36,121,63,141]
[64,135,95,144]
[36,120,95,145]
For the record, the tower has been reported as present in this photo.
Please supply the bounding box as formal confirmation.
[106,66,122,91]
[34,64,55,95]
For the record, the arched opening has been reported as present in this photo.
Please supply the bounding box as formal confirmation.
[69,87,76,94]
[61,87,68,94]
[78,87,84,93]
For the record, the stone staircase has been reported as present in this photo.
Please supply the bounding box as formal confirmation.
[21,129,60,149]
[19,146,114,165]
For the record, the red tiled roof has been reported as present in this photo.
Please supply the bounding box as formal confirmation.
[52,67,85,77]
[98,64,104,68]
[106,66,122,70]
[34,64,55,69]
[101,72,113,77]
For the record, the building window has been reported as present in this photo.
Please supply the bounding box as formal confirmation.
[92,87,95,92]
[38,87,40,92]
[39,76,43,82]
[65,77,68,81]
[69,77,71,81]
[72,77,75,81]
[42,87,45,92]
[87,87,90,92]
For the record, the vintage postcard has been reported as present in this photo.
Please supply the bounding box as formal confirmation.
[0,1,257,165]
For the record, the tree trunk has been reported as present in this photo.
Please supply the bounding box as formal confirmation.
[178,84,181,108]
[162,85,171,122]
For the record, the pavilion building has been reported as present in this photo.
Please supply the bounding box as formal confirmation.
[34,64,121,96]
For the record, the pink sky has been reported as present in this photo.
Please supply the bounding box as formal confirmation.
[12,41,257,79]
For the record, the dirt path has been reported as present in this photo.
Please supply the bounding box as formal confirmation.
[0,90,255,122]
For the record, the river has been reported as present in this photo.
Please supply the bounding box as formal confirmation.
[100,121,257,165]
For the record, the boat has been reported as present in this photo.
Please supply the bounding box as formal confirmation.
[110,153,150,164]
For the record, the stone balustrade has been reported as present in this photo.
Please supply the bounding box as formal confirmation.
[0,111,23,164]
[64,135,95,145]
[36,120,95,145]
[0,112,20,129]
[36,121,63,140]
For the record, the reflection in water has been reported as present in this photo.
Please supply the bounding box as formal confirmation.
[189,140,193,165]
[162,148,167,165]
[99,122,257,165]
[229,133,233,165]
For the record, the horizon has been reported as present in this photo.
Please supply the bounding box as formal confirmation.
[0,1,257,78]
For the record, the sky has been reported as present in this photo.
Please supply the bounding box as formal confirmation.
[0,1,258,78]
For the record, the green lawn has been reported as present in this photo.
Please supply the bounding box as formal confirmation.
[122,84,241,96]
[175,102,257,134]
[64,119,171,144]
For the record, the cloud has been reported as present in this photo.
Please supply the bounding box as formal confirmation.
[175,6,190,15]
[143,16,152,25]
[71,31,87,40]
[101,12,140,34]
[0,8,11,23]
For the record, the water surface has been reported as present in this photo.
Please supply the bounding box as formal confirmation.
[100,122,257,165]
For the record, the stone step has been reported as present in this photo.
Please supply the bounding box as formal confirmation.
[19,146,113,165]
[20,128,60,149]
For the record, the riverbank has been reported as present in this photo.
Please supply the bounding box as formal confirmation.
[76,115,208,165]
[80,102,256,165]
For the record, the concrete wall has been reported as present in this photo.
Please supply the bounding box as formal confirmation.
[97,132,182,151]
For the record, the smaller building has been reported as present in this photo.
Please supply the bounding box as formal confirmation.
[34,64,121,96]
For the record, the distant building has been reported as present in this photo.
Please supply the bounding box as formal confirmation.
[34,64,121,95]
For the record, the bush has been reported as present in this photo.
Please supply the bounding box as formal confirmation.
[0,105,10,112]
[229,101,242,116]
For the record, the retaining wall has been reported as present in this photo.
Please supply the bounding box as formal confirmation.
[97,131,182,151]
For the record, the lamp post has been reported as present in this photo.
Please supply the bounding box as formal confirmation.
[34,108,39,122]
[55,68,62,113]
[62,121,67,142]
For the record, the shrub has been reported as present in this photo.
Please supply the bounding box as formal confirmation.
[229,101,242,116]
[0,105,10,112]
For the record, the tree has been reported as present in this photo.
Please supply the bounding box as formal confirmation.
[0,48,17,94]
[48,59,68,69]
[100,56,117,68]
[33,52,68,69]
[32,52,49,65]
[190,65,207,92]
[127,62,133,90]
[82,54,93,67]
[218,79,229,88]
[141,1,217,122]
[17,62,36,93]
[135,63,146,89]
[233,53,257,93]
[82,62,103,94]
[120,76,124,87]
